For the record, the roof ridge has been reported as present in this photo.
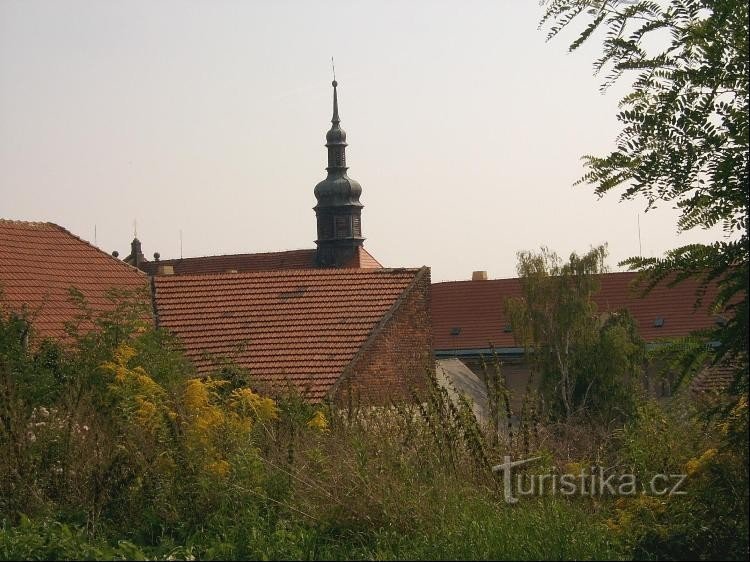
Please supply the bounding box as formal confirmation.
[155,248,316,263]
[44,222,148,277]
[0,218,58,228]
[1,218,145,277]
[154,266,422,282]
[432,270,640,286]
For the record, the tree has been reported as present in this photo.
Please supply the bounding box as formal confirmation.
[506,245,645,422]
[539,0,748,387]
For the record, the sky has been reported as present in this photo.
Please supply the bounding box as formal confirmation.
[0,0,725,282]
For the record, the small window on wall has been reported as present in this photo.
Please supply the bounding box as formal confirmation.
[335,216,350,238]
[319,218,334,240]
[352,216,361,237]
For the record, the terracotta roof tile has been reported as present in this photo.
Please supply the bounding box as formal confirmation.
[432,272,721,351]
[691,362,740,395]
[152,268,420,401]
[0,220,149,340]
[144,246,382,275]
[345,247,383,268]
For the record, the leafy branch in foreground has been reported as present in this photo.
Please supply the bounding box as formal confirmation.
[540,0,748,374]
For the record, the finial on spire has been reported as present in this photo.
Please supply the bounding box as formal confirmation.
[331,62,340,124]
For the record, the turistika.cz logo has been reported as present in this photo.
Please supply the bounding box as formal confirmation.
[492,456,688,504]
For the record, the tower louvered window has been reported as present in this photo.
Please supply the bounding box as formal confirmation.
[319,217,334,240]
[335,216,350,238]
[352,216,361,237]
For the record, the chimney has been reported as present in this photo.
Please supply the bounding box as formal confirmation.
[472,270,488,281]
[157,264,174,276]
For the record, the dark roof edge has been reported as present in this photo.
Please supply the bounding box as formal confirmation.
[152,248,316,265]
[431,270,640,287]
[326,266,430,401]
[149,275,160,330]
[435,347,525,357]
[151,267,422,282]
[434,340,722,357]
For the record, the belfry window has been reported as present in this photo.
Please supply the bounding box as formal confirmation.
[335,216,350,238]
[319,217,334,240]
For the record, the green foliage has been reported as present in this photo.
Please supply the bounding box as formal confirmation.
[2,290,747,560]
[0,516,148,561]
[506,245,645,422]
[540,0,748,401]
[607,398,749,560]
[614,398,707,478]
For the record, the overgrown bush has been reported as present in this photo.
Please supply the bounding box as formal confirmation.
[1,291,747,560]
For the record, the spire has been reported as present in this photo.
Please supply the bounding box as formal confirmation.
[332,80,340,124]
[123,236,148,270]
[325,80,347,157]
[314,78,365,267]
[331,57,339,124]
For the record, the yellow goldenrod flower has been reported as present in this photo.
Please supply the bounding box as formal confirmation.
[307,410,329,432]
[208,459,231,478]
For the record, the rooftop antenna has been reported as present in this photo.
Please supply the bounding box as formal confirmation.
[331,56,336,82]
[179,229,183,259]
[94,224,97,246]
[637,214,643,257]
[133,219,137,239]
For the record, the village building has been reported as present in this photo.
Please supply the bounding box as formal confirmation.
[431,270,729,413]
[121,80,381,277]
[0,220,148,341]
[2,82,732,411]
[117,80,434,404]
[1,81,432,405]
[152,267,431,404]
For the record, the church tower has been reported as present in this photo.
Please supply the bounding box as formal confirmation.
[314,80,364,267]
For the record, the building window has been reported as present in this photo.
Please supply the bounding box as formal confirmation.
[319,217,334,240]
[352,216,361,237]
[335,216,350,238]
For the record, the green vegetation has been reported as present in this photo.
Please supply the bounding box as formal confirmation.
[540,0,748,408]
[1,289,747,560]
[505,245,645,423]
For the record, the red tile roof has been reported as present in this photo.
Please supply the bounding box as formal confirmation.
[350,246,383,269]
[0,220,148,340]
[691,363,738,396]
[143,246,382,275]
[432,272,720,351]
[152,267,422,401]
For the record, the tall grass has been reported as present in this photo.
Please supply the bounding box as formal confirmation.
[0,293,747,560]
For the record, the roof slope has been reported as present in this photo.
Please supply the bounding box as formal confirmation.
[143,246,381,275]
[0,220,148,339]
[432,272,719,351]
[152,267,419,401]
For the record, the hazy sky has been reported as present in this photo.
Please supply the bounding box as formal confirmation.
[0,1,723,282]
